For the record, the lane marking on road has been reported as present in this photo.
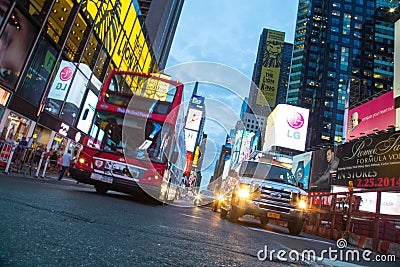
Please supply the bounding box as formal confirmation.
[180,214,203,219]
[246,227,337,246]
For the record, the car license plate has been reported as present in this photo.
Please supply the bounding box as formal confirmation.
[91,173,113,184]
[267,212,280,219]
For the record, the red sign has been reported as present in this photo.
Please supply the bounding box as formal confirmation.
[60,66,74,81]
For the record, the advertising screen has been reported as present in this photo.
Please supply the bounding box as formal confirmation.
[263,104,309,152]
[346,91,395,141]
[334,130,400,189]
[309,147,338,192]
[76,89,98,134]
[185,108,202,131]
[292,152,313,190]
[184,129,198,153]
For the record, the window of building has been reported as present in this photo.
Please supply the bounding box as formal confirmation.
[47,0,74,43]
[18,37,58,106]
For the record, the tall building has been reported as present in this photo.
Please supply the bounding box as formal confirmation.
[244,28,293,135]
[287,0,398,149]
[144,0,185,70]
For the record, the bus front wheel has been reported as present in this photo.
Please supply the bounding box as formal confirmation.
[95,184,109,195]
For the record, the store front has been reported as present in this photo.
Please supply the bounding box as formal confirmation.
[1,111,33,142]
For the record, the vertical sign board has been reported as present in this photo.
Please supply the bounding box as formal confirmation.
[334,131,400,189]
[292,152,313,190]
[256,30,285,107]
[308,147,338,192]
[263,104,309,152]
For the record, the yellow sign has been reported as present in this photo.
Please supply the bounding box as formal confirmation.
[192,146,200,166]
[85,0,153,74]
[256,30,285,107]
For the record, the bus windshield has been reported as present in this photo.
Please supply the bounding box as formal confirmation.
[239,161,297,186]
[88,111,172,164]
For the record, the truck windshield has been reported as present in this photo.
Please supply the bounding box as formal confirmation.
[87,111,172,164]
[239,161,297,186]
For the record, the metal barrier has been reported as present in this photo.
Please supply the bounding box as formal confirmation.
[306,187,400,254]
[0,140,58,177]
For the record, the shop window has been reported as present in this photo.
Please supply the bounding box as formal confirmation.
[1,112,31,142]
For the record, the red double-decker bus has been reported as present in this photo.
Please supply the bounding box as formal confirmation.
[70,70,184,202]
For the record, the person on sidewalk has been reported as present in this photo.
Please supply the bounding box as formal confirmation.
[58,150,72,181]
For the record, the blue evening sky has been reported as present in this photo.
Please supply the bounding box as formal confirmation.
[164,1,299,188]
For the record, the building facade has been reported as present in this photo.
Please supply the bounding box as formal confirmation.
[286,0,398,149]
[0,0,160,157]
[144,0,185,70]
[244,28,292,135]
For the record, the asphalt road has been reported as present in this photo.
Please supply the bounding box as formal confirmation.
[0,174,398,266]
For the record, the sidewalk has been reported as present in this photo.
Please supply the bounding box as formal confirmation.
[0,166,79,184]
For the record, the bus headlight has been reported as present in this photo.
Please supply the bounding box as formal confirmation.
[237,186,250,199]
[161,184,167,193]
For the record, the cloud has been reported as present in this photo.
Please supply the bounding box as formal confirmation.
[167,0,298,78]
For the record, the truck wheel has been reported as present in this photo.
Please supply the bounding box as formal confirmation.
[260,216,269,226]
[220,208,228,219]
[288,219,304,235]
[95,184,109,195]
[229,205,241,223]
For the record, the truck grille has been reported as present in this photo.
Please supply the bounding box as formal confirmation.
[255,185,295,214]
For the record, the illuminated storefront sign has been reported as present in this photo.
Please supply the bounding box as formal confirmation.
[58,123,69,136]
[0,87,10,106]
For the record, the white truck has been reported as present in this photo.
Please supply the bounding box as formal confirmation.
[219,159,308,235]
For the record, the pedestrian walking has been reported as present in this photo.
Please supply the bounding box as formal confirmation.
[58,149,72,181]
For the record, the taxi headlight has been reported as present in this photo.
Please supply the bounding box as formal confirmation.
[194,194,202,200]
[217,194,224,201]
[298,199,307,210]
[237,187,250,199]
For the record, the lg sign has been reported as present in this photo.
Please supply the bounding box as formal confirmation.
[287,112,304,129]
[60,66,74,81]
[287,111,305,140]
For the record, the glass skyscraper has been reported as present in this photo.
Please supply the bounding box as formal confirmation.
[287,0,398,149]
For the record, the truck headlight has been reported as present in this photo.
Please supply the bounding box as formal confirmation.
[194,193,202,201]
[237,186,250,199]
[298,199,307,210]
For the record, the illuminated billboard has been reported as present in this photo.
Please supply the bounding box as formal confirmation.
[184,129,197,153]
[346,90,395,141]
[256,30,285,107]
[185,108,202,131]
[85,0,152,73]
[334,130,400,189]
[263,104,309,152]
[292,152,313,190]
